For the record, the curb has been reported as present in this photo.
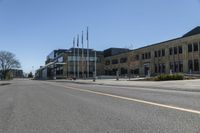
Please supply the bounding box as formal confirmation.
[47,80,200,92]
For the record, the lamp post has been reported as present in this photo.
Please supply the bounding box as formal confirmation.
[73,38,76,79]
[93,50,97,82]
[86,27,89,78]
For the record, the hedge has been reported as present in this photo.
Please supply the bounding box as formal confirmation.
[155,74,184,81]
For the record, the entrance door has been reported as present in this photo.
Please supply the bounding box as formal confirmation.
[144,66,149,76]
[144,63,150,76]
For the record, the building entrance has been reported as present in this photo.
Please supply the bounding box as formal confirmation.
[144,63,150,76]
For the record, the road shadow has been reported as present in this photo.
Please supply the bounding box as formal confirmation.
[0,83,11,86]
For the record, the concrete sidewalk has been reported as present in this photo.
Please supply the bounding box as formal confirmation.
[50,78,200,92]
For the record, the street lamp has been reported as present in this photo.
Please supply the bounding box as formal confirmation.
[93,50,97,82]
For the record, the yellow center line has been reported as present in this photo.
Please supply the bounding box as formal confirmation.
[45,82,200,115]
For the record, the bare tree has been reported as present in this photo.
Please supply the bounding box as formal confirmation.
[0,51,21,80]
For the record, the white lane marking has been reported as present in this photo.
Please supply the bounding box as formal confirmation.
[46,82,200,115]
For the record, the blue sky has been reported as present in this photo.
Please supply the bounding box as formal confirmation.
[0,0,200,73]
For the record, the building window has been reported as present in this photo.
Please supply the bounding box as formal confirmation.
[162,64,166,73]
[193,43,199,52]
[178,46,182,54]
[169,48,173,55]
[194,59,199,71]
[174,47,177,55]
[162,49,165,56]
[169,62,174,72]
[112,59,118,64]
[135,55,139,60]
[142,54,145,60]
[97,57,101,63]
[154,51,157,57]
[145,53,148,59]
[120,57,127,63]
[158,50,161,57]
[188,44,192,52]
[188,60,193,71]
[155,64,157,73]
[148,52,151,59]
[158,64,163,73]
[174,62,178,72]
[179,61,183,72]
[105,60,110,65]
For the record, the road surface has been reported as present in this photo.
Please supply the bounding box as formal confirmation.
[0,79,200,133]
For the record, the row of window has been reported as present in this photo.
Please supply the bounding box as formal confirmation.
[155,49,165,57]
[141,43,199,59]
[188,42,199,52]
[169,46,182,55]
[140,46,182,60]
[155,60,200,73]
[155,63,166,73]
[105,42,200,64]
[169,61,183,73]
[168,43,200,55]
[142,52,151,60]
[104,60,200,75]
[112,59,118,64]
[105,57,127,65]
[188,59,199,71]
[120,57,127,63]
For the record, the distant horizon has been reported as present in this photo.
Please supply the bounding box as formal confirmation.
[1,0,200,73]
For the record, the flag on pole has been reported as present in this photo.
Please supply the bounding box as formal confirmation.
[73,37,76,78]
[77,34,80,78]
[86,27,89,41]
[77,34,79,47]
[81,31,84,78]
[82,31,84,45]
[73,37,75,48]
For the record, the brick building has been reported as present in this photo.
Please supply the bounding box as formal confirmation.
[104,26,200,77]
[36,26,200,79]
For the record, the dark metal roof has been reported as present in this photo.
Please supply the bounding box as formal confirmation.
[182,26,200,37]
[131,26,200,52]
[104,26,200,58]
[103,47,129,51]
[132,37,181,52]
[103,48,130,57]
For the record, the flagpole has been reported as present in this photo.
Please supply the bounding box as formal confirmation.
[73,37,76,78]
[81,31,84,79]
[94,50,97,81]
[87,27,89,78]
[77,34,79,79]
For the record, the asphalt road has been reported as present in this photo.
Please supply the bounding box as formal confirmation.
[0,79,200,133]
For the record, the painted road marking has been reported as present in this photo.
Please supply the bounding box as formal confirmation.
[46,82,200,115]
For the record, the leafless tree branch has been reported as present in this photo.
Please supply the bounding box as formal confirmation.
[0,51,21,80]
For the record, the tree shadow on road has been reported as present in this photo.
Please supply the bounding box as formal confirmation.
[0,83,11,86]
